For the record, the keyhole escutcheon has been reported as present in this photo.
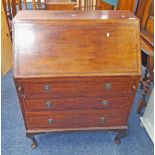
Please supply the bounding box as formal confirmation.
[76,25,79,31]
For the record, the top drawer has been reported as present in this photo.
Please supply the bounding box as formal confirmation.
[18,77,134,99]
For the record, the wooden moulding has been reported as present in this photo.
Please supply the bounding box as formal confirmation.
[26,126,128,134]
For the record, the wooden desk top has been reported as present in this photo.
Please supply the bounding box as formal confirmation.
[14,10,137,21]
[13,11,141,78]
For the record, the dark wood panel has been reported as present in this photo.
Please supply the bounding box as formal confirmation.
[24,96,130,112]
[26,110,125,129]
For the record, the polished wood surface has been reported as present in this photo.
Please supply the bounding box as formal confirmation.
[146,16,154,36]
[136,0,154,29]
[140,37,154,56]
[141,0,152,29]
[27,126,128,133]
[14,10,137,20]
[46,0,76,10]
[26,110,125,129]
[100,1,112,10]
[14,10,140,78]
[24,96,130,112]
[22,77,132,98]
[75,0,100,10]
[13,11,141,147]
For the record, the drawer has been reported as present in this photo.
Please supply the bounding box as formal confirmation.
[21,77,131,99]
[24,96,130,112]
[26,110,125,129]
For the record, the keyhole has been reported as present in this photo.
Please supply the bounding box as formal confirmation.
[76,25,79,31]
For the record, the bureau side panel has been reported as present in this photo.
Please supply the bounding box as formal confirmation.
[14,78,29,129]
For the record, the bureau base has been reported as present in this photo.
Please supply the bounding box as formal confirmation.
[26,127,128,149]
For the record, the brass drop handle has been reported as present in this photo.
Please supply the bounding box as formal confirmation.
[105,83,112,90]
[48,119,53,125]
[132,85,136,90]
[46,101,52,109]
[18,86,26,98]
[44,85,52,92]
[101,100,109,108]
[18,86,22,92]
[76,24,79,31]
[21,94,26,98]
[100,117,105,124]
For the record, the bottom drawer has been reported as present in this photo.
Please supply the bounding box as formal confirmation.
[26,110,125,129]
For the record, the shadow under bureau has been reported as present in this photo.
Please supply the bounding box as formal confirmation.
[13,10,141,148]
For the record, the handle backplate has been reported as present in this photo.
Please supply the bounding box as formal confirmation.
[46,101,52,109]
[101,100,109,108]
[100,117,105,124]
[105,83,112,90]
[48,119,53,125]
[44,85,52,92]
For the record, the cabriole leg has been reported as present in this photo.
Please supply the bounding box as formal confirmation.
[114,129,128,145]
[26,133,38,149]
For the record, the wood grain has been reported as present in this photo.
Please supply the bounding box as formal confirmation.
[2,0,13,75]
[146,16,154,36]
[141,0,152,29]
[26,126,128,133]
[46,0,76,10]
[141,36,154,56]
[26,110,125,129]
[117,0,137,13]
[100,1,113,10]
[24,96,130,112]
[23,77,131,98]
[13,11,141,78]
[14,10,137,20]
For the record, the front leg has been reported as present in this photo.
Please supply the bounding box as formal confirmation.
[114,129,128,145]
[26,133,38,149]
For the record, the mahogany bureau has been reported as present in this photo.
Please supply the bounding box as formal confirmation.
[13,10,141,148]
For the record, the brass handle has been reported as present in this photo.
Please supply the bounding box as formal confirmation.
[132,85,136,90]
[101,100,109,108]
[100,117,105,124]
[46,101,52,109]
[21,95,26,98]
[18,86,22,92]
[76,25,79,31]
[105,83,112,90]
[48,119,53,125]
[18,86,26,98]
[44,85,51,92]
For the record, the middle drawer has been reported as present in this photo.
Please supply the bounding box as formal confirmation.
[24,96,130,112]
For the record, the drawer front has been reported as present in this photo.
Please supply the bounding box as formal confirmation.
[22,77,131,99]
[26,110,125,129]
[24,96,129,112]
